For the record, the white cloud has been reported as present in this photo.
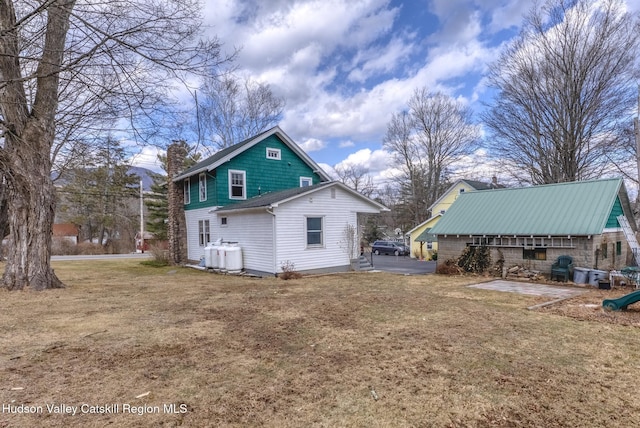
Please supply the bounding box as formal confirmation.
[339,140,355,148]
[194,0,542,181]
[298,138,327,152]
[335,148,391,170]
[128,146,165,173]
[487,0,531,33]
[347,36,416,83]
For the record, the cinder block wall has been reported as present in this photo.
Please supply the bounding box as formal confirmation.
[436,234,631,276]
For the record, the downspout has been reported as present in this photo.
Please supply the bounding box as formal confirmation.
[266,207,277,276]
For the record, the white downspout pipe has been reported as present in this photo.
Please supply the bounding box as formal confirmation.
[266,208,277,275]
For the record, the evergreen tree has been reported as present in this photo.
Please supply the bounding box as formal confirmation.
[144,172,169,241]
[58,138,139,246]
[144,141,201,241]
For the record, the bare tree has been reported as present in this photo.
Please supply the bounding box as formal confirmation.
[384,88,480,225]
[483,0,640,185]
[199,74,285,150]
[334,163,375,197]
[383,110,428,226]
[0,0,227,290]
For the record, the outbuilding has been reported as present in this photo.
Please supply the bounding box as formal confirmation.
[428,178,637,274]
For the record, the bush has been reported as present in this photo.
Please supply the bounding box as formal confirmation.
[436,259,463,275]
[279,260,302,280]
[51,239,80,255]
[140,245,170,267]
[76,242,105,255]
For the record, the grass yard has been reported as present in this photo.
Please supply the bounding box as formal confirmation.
[1,260,640,427]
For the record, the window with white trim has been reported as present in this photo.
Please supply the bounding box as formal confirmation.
[183,178,190,204]
[266,147,281,160]
[300,177,312,187]
[306,217,323,247]
[199,172,207,202]
[229,170,246,199]
[220,217,228,227]
[198,219,210,246]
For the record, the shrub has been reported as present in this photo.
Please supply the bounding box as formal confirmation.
[51,239,80,255]
[436,259,463,275]
[77,242,105,255]
[141,245,170,267]
[279,260,302,280]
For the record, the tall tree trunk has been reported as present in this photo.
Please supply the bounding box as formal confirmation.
[3,124,64,290]
[0,0,73,290]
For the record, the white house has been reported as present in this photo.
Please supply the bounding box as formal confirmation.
[208,181,389,276]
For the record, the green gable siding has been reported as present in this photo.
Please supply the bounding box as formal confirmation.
[605,197,624,228]
[184,135,322,211]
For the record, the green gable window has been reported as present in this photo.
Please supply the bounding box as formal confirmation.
[300,177,312,187]
[229,170,246,200]
[183,178,190,205]
[266,147,281,160]
[306,217,323,247]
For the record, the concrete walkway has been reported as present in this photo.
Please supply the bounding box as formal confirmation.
[468,279,586,299]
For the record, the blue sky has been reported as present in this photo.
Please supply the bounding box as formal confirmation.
[130,0,639,184]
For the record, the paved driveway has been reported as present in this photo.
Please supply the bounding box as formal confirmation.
[366,253,436,275]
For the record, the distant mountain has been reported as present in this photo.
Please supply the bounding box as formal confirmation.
[128,166,162,192]
[52,166,164,192]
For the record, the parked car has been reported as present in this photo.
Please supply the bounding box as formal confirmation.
[372,240,408,256]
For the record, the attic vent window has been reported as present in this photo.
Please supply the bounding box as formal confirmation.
[266,148,281,160]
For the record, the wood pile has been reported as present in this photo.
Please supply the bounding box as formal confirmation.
[505,265,544,281]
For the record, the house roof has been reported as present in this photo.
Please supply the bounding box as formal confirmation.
[173,126,332,182]
[52,223,79,237]
[407,213,442,235]
[427,178,503,212]
[429,178,631,236]
[415,227,438,242]
[214,181,389,213]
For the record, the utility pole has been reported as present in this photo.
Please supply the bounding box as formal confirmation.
[140,179,144,253]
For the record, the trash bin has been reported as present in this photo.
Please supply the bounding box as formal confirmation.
[573,267,590,284]
[588,269,607,287]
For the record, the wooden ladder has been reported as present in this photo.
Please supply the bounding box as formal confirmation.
[617,215,640,266]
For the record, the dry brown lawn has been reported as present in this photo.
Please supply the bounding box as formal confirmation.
[1,260,640,427]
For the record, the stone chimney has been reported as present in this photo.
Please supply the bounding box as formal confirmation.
[167,141,188,265]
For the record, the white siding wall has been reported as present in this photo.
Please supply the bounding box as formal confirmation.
[274,186,380,272]
[184,207,216,262]
[213,211,275,273]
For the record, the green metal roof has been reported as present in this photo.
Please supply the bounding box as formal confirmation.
[428,178,629,236]
[415,228,438,242]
